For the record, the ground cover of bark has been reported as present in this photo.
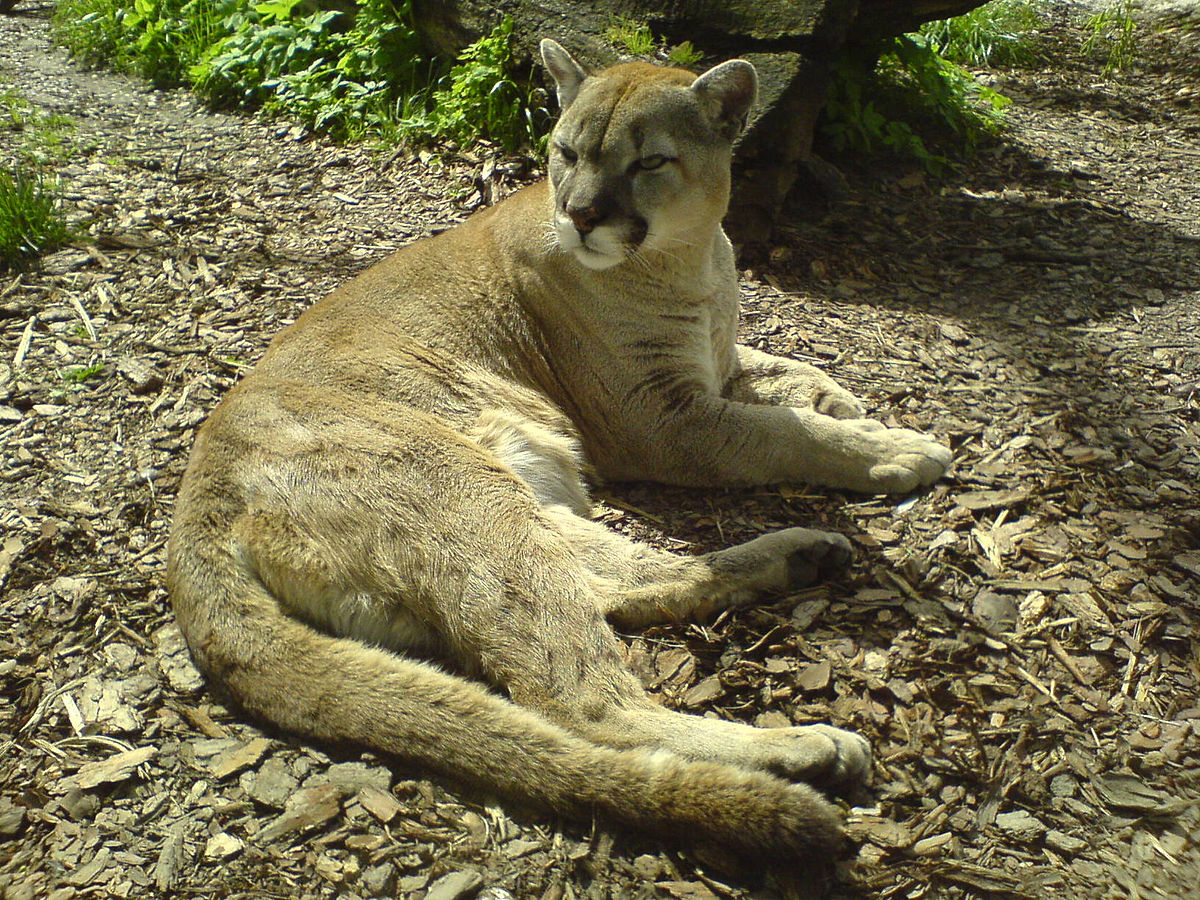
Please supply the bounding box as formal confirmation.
[1,3,1197,899]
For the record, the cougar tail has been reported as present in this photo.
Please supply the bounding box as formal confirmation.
[167,549,845,860]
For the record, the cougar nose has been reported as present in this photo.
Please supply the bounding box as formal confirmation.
[566,205,602,235]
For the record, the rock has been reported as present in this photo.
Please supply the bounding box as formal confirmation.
[64,847,111,886]
[115,357,163,394]
[207,737,272,780]
[1046,829,1089,855]
[797,659,832,691]
[1050,773,1078,798]
[1091,773,1169,812]
[682,674,723,707]
[242,756,300,809]
[56,789,101,821]
[971,589,1018,632]
[304,760,392,794]
[0,800,27,839]
[360,862,397,896]
[912,832,953,856]
[102,642,140,672]
[356,785,402,823]
[154,623,204,693]
[154,817,191,892]
[75,675,145,734]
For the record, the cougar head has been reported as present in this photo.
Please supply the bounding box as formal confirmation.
[540,39,757,271]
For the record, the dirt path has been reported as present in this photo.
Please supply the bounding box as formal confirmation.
[1,4,1197,900]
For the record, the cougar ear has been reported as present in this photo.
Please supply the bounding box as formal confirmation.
[540,39,588,111]
[690,59,758,141]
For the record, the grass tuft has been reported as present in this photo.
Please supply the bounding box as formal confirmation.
[666,41,704,68]
[1083,0,1138,74]
[605,16,656,56]
[1,87,79,165]
[921,0,1044,67]
[0,168,74,270]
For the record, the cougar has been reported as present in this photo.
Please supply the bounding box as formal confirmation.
[167,40,952,860]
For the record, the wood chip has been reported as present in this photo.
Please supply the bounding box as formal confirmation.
[68,746,156,790]
[208,737,272,779]
[357,786,402,824]
[254,783,344,844]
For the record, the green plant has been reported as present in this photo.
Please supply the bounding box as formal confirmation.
[822,55,948,172]
[1083,0,1138,74]
[419,18,548,154]
[921,0,1044,66]
[889,35,1010,136]
[604,17,705,68]
[50,0,551,153]
[193,0,453,143]
[61,362,107,383]
[53,0,226,87]
[821,35,1010,173]
[606,15,655,56]
[666,41,704,68]
[51,0,128,69]
[0,168,74,270]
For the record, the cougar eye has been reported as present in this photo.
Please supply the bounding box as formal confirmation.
[556,143,578,163]
[635,155,670,172]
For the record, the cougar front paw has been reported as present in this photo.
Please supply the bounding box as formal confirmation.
[754,724,872,792]
[841,419,952,494]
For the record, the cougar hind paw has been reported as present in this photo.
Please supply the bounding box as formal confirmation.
[755,724,873,794]
[784,529,854,590]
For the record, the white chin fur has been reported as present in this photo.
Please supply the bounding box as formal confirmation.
[555,222,626,270]
[572,246,625,270]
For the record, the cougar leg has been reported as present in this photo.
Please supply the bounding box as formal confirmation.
[469,408,854,628]
[541,506,853,628]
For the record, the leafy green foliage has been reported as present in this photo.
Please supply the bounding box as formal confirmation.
[605,16,706,68]
[1083,0,1138,74]
[666,41,704,68]
[50,0,549,153]
[822,35,1010,173]
[51,0,130,70]
[921,0,1044,67]
[888,35,1010,138]
[0,168,74,270]
[822,55,948,172]
[420,18,549,154]
[53,0,225,87]
[189,0,430,141]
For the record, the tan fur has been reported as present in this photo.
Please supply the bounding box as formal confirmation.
[167,41,951,859]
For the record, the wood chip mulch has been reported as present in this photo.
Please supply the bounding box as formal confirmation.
[1,4,1197,899]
